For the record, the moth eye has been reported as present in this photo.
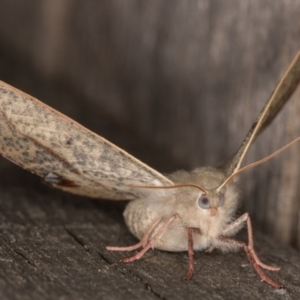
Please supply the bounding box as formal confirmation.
[218,193,225,207]
[198,194,210,209]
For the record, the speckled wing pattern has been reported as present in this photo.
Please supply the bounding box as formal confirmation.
[225,50,300,175]
[0,81,173,200]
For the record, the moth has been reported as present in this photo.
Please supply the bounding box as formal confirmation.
[1,50,300,288]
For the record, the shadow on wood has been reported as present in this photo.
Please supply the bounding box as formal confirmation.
[0,178,300,299]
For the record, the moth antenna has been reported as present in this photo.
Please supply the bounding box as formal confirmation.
[127,183,208,194]
[230,50,300,174]
[217,136,300,191]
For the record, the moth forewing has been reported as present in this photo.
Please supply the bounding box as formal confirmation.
[0,80,173,200]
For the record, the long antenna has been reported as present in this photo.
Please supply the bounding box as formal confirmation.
[217,136,300,191]
[226,50,300,175]
[127,183,208,194]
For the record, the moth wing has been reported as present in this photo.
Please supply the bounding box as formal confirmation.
[0,81,173,200]
[225,50,300,175]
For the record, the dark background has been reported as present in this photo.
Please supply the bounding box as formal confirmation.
[0,1,300,299]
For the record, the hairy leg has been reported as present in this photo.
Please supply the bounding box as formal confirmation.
[107,214,178,263]
[219,213,282,288]
[106,217,162,251]
[184,228,194,280]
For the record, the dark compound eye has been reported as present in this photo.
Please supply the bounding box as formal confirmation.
[218,193,225,207]
[198,194,210,209]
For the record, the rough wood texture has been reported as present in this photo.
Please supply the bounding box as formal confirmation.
[1,168,300,299]
[0,0,300,298]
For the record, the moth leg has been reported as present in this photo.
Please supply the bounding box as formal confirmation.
[120,214,178,263]
[219,213,282,288]
[205,246,215,253]
[222,213,280,271]
[184,228,195,280]
[106,217,162,251]
[221,212,248,236]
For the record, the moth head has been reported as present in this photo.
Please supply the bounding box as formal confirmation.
[196,187,241,227]
[167,167,238,219]
[197,190,225,215]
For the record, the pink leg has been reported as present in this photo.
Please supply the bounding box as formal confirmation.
[205,245,215,253]
[106,217,162,251]
[245,217,280,271]
[219,213,282,288]
[120,214,178,263]
[184,228,194,280]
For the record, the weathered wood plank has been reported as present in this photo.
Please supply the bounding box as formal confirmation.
[0,1,300,298]
[0,174,300,299]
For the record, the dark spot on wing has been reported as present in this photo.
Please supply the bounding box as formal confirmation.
[56,178,78,187]
[66,138,73,146]
[43,172,78,187]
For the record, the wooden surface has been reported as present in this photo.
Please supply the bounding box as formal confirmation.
[1,167,300,300]
[0,1,300,299]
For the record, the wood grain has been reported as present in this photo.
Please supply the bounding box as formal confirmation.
[0,0,300,298]
[0,182,300,299]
